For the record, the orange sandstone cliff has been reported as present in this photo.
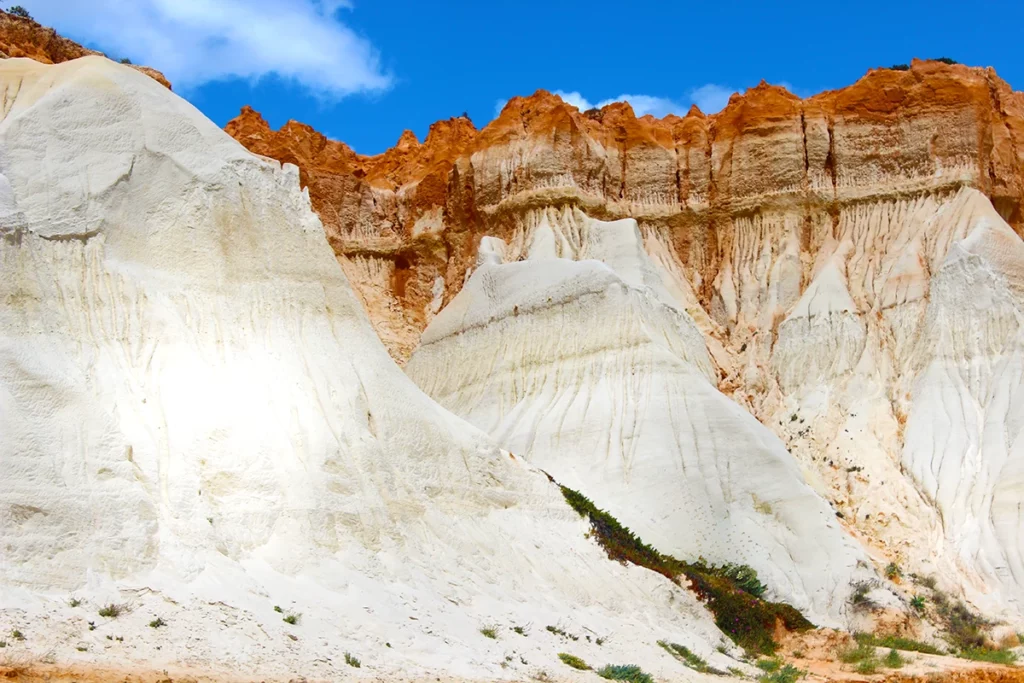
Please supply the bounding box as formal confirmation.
[0,9,171,88]
[226,59,1024,362]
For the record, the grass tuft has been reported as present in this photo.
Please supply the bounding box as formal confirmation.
[558,653,590,670]
[760,664,805,683]
[658,640,715,673]
[884,649,907,668]
[854,632,942,655]
[282,613,299,625]
[559,484,811,654]
[98,604,123,618]
[148,617,166,628]
[344,652,361,668]
[480,626,498,639]
[958,648,1017,665]
[68,598,82,608]
[596,664,654,683]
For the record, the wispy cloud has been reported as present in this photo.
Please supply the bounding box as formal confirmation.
[30,0,392,98]
[687,84,735,114]
[553,90,595,111]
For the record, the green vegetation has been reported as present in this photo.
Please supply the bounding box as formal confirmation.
[756,657,783,672]
[480,626,498,639]
[957,648,1017,665]
[558,653,591,670]
[68,597,82,608]
[884,649,907,668]
[849,581,877,611]
[98,604,123,618]
[885,563,902,581]
[546,625,578,641]
[10,630,24,641]
[513,625,528,636]
[838,642,876,665]
[910,573,937,590]
[910,595,927,612]
[759,664,805,683]
[559,485,811,654]
[6,5,31,20]
[273,605,283,613]
[658,640,714,673]
[282,613,299,625]
[344,652,361,668]
[890,64,910,71]
[854,632,942,655]
[148,617,166,628]
[119,58,132,65]
[596,664,655,683]
[932,590,988,650]
[855,659,878,675]
[934,57,958,65]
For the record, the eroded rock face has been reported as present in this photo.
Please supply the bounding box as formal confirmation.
[0,9,172,88]
[226,59,1024,364]
[228,61,1024,623]
[0,56,741,681]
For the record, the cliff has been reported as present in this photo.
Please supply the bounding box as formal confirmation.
[0,9,171,88]
[228,60,1024,623]
[225,59,1024,362]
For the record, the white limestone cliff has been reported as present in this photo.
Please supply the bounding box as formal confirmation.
[406,207,879,625]
[0,57,749,681]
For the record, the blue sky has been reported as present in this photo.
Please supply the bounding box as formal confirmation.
[29,0,1024,155]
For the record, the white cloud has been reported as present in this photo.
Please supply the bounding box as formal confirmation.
[29,0,391,98]
[688,84,734,114]
[552,90,594,111]
[596,94,682,117]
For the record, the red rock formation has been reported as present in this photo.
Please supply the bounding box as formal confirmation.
[226,59,1024,361]
[0,9,171,89]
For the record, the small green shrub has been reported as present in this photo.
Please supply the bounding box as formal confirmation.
[855,659,878,675]
[6,5,31,20]
[119,58,132,65]
[958,648,1017,665]
[10,630,24,641]
[854,632,942,655]
[282,613,299,625]
[756,657,783,672]
[344,652,361,668]
[932,590,988,650]
[884,649,907,668]
[558,483,809,655]
[480,626,498,639]
[838,642,876,664]
[76,646,87,652]
[849,581,878,611]
[933,57,958,65]
[0,641,6,648]
[910,595,926,612]
[546,624,577,640]
[885,563,902,581]
[890,64,910,71]
[910,573,937,589]
[68,597,82,608]
[273,605,283,613]
[98,604,123,618]
[558,653,590,670]
[513,625,528,636]
[760,664,805,683]
[148,617,166,628]
[658,640,710,672]
[596,664,654,683]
